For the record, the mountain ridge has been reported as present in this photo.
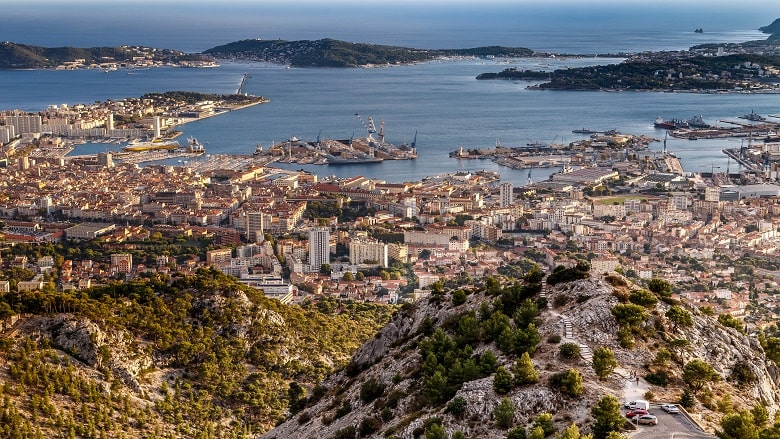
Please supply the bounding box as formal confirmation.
[263,273,780,439]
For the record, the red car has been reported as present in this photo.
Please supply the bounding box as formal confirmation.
[626,409,649,418]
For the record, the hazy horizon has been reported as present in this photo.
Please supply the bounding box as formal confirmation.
[2,1,778,52]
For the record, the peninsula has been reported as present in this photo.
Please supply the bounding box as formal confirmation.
[0,42,218,70]
[475,18,780,92]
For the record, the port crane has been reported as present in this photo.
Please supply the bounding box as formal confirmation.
[355,113,377,141]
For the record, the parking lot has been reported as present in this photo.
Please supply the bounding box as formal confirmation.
[627,406,713,438]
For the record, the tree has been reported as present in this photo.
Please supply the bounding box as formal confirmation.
[718,314,744,333]
[646,278,673,297]
[507,427,527,439]
[559,423,586,439]
[287,381,306,414]
[679,388,696,408]
[683,359,720,394]
[445,396,467,418]
[666,305,694,331]
[528,426,546,439]
[494,397,516,429]
[611,304,648,328]
[512,352,539,385]
[717,410,759,439]
[590,395,625,439]
[549,369,583,397]
[534,412,555,436]
[493,366,514,394]
[592,346,618,380]
[425,423,447,439]
[628,289,658,308]
[342,272,354,281]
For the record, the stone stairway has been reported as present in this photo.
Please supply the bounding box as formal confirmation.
[541,277,592,364]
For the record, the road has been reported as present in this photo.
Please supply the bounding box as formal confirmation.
[620,374,712,438]
[627,407,713,439]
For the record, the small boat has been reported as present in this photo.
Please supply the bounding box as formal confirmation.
[253,144,263,155]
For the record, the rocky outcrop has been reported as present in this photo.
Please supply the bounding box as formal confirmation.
[21,314,152,393]
[265,275,780,439]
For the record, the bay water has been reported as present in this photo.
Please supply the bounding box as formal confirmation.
[1,2,778,185]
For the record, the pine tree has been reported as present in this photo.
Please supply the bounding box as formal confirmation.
[513,352,539,385]
[493,366,514,394]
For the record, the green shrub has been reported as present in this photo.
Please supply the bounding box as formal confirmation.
[645,371,669,387]
[549,369,583,397]
[446,396,467,418]
[547,334,562,344]
[493,398,516,429]
[559,342,581,359]
[334,400,352,419]
[360,378,386,404]
[358,417,382,437]
[628,289,658,308]
[332,426,356,439]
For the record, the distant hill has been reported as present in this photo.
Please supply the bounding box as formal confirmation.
[203,38,535,67]
[0,42,209,69]
[759,18,780,36]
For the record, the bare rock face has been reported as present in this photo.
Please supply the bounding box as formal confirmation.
[38,314,104,366]
[23,314,152,393]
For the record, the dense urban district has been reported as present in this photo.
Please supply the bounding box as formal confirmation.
[3,19,780,439]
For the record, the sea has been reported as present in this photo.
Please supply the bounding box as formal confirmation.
[2,1,779,186]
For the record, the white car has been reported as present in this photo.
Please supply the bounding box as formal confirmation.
[661,404,680,414]
[635,414,658,425]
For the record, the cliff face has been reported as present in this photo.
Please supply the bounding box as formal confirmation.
[265,275,780,439]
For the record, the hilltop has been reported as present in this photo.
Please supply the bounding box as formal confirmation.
[760,18,780,39]
[202,38,534,68]
[0,269,393,437]
[264,270,780,439]
[0,42,214,70]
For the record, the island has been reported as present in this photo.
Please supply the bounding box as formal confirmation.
[203,38,535,67]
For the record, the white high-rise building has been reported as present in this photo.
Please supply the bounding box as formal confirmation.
[350,239,389,268]
[500,182,513,207]
[2,114,42,134]
[308,227,330,272]
[106,113,114,131]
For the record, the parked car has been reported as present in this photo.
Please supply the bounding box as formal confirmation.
[626,409,649,418]
[624,399,650,410]
[636,414,658,425]
[661,404,680,414]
